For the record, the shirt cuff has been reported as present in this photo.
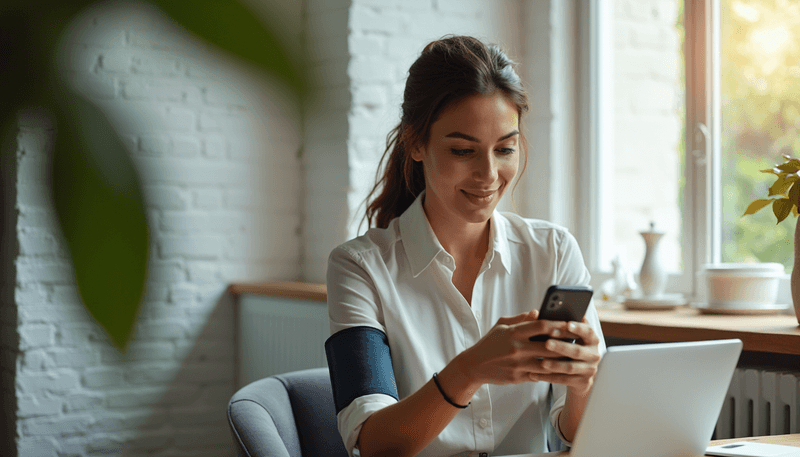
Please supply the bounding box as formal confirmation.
[337,393,398,457]
[549,392,573,448]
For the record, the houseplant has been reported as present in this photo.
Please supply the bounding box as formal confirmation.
[743,154,800,324]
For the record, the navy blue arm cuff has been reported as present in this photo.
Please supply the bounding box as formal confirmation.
[325,326,399,414]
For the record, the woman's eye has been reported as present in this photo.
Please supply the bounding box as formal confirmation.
[450,148,473,156]
[497,148,516,155]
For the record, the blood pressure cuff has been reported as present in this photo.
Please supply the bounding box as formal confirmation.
[325,326,399,414]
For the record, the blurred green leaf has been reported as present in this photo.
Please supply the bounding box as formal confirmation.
[773,198,792,224]
[151,0,306,99]
[760,167,785,176]
[777,160,800,173]
[1,8,42,138]
[768,173,797,196]
[742,198,774,216]
[3,0,306,351]
[51,86,149,350]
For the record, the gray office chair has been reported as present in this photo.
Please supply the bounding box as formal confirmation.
[227,367,348,457]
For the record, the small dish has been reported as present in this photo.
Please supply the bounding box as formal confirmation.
[690,303,790,315]
[621,293,688,311]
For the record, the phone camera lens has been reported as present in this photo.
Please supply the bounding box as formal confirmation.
[552,294,560,301]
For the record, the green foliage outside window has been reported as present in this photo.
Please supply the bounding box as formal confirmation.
[720,0,800,271]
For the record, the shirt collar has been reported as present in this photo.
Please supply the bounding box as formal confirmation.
[489,211,512,274]
[398,192,512,277]
[398,192,443,278]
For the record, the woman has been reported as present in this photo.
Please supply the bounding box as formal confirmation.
[325,35,605,457]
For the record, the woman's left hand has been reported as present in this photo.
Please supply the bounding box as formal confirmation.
[529,317,602,395]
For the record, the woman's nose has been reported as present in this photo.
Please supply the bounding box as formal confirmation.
[473,152,498,182]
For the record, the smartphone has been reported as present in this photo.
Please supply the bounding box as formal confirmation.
[529,285,593,342]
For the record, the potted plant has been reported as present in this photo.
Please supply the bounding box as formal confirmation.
[743,154,800,324]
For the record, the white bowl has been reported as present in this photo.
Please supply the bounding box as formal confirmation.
[699,263,786,309]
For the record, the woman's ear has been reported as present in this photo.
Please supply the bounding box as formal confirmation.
[409,144,424,162]
[402,126,424,162]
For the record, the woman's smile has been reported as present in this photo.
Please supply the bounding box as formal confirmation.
[460,188,500,205]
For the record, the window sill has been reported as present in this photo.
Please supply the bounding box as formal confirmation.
[597,305,800,356]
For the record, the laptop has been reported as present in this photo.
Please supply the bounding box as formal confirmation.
[504,339,743,457]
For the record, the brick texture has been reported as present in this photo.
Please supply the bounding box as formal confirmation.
[6,1,301,456]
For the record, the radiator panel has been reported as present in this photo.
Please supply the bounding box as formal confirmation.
[716,368,800,439]
[238,295,330,387]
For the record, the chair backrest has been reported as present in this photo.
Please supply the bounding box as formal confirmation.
[228,368,348,457]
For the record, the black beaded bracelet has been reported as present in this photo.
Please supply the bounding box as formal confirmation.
[432,372,470,409]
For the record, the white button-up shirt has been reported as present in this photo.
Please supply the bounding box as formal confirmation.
[327,193,606,457]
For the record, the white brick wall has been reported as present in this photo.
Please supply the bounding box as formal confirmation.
[301,0,526,282]
[511,1,579,232]
[300,0,352,283]
[6,1,301,455]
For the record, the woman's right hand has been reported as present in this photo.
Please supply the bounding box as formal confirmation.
[356,311,574,457]
[453,309,571,388]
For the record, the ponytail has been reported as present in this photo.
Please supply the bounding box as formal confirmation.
[364,125,425,229]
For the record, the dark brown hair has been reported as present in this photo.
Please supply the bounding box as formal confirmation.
[363,35,530,229]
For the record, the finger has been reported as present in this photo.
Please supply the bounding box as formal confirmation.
[564,321,600,346]
[496,310,538,326]
[543,338,601,363]
[539,357,597,376]
[514,318,567,339]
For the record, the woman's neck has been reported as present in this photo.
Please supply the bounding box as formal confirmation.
[423,204,491,263]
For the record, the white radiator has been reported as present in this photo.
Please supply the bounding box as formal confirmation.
[238,295,330,387]
[716,368,800,439]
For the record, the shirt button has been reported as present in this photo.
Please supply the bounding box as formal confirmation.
[475,310,482,319]
[479,418,489,428]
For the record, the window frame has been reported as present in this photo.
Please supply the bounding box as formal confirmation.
[581,0,792,304]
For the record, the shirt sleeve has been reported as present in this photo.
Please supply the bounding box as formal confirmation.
[327,245,386,334]
[326,245,399,456]
[548,229,608,448]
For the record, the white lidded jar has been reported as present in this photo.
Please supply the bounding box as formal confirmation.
[699,263,786,309]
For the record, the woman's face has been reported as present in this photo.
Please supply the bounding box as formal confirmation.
[411,92,520,227]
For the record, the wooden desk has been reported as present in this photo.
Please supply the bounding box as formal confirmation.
[539,433,800,456]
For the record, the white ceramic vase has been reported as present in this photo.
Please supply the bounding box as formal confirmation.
[639,222,667,298]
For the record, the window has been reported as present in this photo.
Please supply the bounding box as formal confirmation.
[584,0,794,301]
[719,0,799,269]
